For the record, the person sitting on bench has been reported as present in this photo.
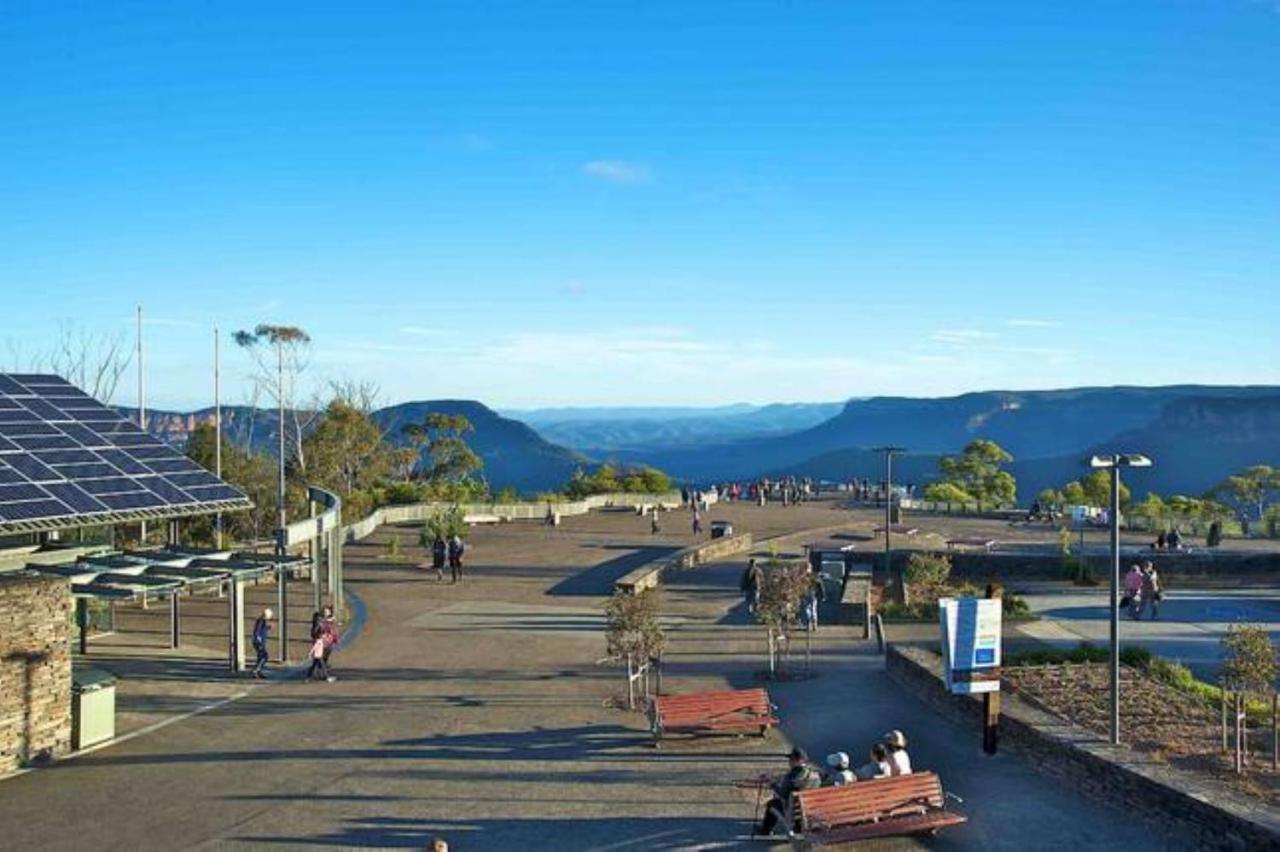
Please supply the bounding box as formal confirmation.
[824,752,854,786]
[884,730,913,776]
[855,742,892,781]
[758,747,821,835]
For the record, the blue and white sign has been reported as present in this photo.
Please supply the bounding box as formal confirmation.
[939,596,1002,695]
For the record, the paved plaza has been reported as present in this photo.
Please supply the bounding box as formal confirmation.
[0,504,1208,850]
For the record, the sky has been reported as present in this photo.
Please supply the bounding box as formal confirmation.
[2,0,1278,410]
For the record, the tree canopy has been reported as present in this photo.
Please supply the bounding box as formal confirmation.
[1210,465,1280,521]
[564,463,671,499]
[929,439,1016,505]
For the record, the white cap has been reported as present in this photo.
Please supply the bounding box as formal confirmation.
[884,730,907,748]
[826,752,850,768]
[263,608,274,619]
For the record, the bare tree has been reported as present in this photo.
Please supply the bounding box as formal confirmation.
[328,378,381,415]
[233,324,315,474]
[3,323,133,403]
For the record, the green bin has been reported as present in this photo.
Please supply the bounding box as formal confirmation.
[72,666,117,750]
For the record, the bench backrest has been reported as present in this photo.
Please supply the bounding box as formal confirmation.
[657,688,770,716]
[798,772,944,831]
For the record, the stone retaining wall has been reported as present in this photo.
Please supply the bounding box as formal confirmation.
[888,550,1280,583]
[615,533,755,594]
[0,573,72,775]
[886,644,1280,851]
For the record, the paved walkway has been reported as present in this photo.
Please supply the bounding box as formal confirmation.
[0,507,1170,850]
[1015,582,1280,679]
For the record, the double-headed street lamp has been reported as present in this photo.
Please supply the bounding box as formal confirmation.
[1089,452,1153,746]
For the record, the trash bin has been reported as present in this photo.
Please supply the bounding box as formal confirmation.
[710,520,733,539]
[72,666,117,750]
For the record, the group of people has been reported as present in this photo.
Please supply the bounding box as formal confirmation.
[757,731,913,836]
[249,604,339,682]
[423,534,467,583]
[1122,561,1163,620]
[1151,528,1183,551]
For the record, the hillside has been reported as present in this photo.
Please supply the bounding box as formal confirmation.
[126,401,586,494]
[373,400,586,492]
[613,386,1280,492]
[524,401,843,452]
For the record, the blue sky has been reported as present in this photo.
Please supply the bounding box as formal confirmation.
[2,1,1278,409]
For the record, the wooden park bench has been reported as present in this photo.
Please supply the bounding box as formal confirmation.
[794,772,966,845]
[650,687,777,744]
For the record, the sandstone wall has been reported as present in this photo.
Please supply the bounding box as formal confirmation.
[0,573,72,774]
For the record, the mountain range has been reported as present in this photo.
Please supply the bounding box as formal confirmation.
[129,385,1280,502]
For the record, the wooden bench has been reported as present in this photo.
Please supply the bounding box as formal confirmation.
[795,771,966,845]
[650,688,777,743]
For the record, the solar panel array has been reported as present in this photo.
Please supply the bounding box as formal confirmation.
[0,373,250,529]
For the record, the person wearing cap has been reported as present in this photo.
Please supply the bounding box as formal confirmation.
[824,752,854,786]
[883,730,912,776]
[758,747,821,836]
[251,608,273,680]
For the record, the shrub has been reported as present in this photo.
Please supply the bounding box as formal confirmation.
[904,552,952,601]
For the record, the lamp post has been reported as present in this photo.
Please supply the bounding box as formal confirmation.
[873,446,906,600]
[1089,453,1153,745]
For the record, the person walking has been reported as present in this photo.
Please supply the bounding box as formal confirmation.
[431,535,447,581]
[692,510,703,538]
[448,534,466,583]
[319,605,339,682]
[306,611,329,682]
[1124,563,1144,619]
[1139,561,1162,620]
[250,608,273,679]
[741,558,763,615]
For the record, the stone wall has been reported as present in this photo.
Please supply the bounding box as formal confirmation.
[886,644,1280,851]
[615,533,755,594]
[887,550,1280,583]
[0,573,72,774]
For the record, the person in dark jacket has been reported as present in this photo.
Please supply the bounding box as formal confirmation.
[251,608,273,679]
[431,535,447,581]
[758,748,821,836]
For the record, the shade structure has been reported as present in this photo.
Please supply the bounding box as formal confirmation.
[0,373,251,534]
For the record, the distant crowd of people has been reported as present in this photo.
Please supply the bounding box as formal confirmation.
[757,731,913,836]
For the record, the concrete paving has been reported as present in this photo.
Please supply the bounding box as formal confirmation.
[1014,582,1280,679]
[0,506,1173,850]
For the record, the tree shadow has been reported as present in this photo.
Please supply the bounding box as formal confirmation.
[232,814,748,849]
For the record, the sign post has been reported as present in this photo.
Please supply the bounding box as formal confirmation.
[939,595,1003,753]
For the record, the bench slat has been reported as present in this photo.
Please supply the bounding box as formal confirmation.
[797,772,963,841]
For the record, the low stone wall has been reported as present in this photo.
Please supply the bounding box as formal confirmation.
[0,573,72,774]
[614,533,755,594]
[888,550,1280,583]
[886,644,1280,851]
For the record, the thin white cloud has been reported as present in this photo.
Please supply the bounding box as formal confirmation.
[1007,318,1063,328]
[930,329,999,345]
[399,326,444,338]
[582,160,651,185]
[459,133,494,152]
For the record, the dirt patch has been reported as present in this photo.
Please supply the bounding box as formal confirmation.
[1004,663,1279,807]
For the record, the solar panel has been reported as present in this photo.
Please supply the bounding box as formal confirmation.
[0,373,251,531]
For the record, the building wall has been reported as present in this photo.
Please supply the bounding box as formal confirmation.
[0,574,72,774]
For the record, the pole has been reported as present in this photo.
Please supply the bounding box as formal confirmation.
[276,343,286,555]
[137,305,147,544]
[984,585,1001,755]
[214,326,223,550]
[1109,462,1121,746]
